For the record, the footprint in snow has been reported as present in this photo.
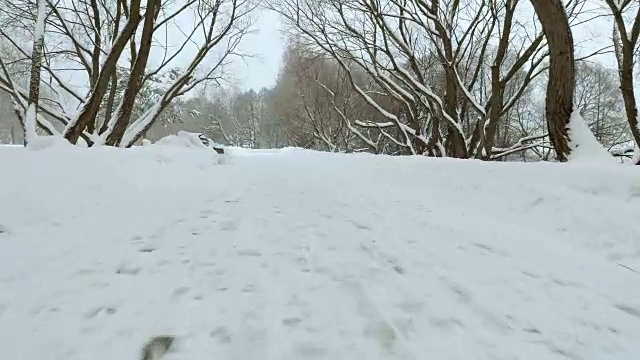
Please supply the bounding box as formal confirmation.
[84,306,117,319]
[349,219,372,230]
[293,342,327,358]
[282,317,302,327]
[210,326,232,344]
[396,300,425,314]
[220,220,238,231]
[131,235,144,244]
[521,270,540,279]
[74,268,97,276]
[438,277,473,304]
[472,242,510,258]
[472,242,494,252]
[523,327,541,334]
[116,266,141,275]
[429,317,464,331]
[242,284,257,293]
[172,286,191,298]
[238,249,261,257]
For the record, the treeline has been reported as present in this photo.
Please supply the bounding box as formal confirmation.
[167,43,632,161]
[0,0,638,163]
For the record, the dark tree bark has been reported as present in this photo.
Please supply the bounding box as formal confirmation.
[105,0,161,146]
[63,0,143,144]
[529,0,575,161]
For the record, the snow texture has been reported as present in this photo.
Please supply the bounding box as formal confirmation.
[1,145,639,360]
[567,110,616,164]
[34,0,47,40]
[153,131,210,149]
[24,103,38,146]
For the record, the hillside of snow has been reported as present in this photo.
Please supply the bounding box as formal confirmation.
[1,143,639,360]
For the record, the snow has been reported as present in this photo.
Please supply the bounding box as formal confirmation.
[567,110,617,164]
[33,0,47,42]
[153,131,210,149]
[23,103,39,146]
[1,145,639,360]
[25,134,74,150]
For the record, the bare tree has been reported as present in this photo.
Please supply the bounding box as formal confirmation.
[603,0,640,164]
[574,61,630,150]
[270,0,601,160]
[0,0,256,147]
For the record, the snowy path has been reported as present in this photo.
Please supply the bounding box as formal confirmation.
[1,147,639,360]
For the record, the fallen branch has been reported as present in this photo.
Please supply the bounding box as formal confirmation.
[609,146,635,158]
[491,133,550,160]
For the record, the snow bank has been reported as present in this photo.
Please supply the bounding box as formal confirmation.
[567,110,616,164]
[224,146,307,156]
[24,134,75,150]
[0,147,639,360]
[0,138,221,190]
[152,131,210,149]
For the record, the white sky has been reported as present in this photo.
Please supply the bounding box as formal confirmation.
[231,9,285,91]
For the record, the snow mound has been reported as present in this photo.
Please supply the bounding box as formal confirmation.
[25,135,74,150]
[225,146,315,157]
[0,148,639,360]
[567,111,616,164]
[153,131,209,149]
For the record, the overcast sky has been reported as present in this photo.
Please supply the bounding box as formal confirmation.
[231,9,285,91]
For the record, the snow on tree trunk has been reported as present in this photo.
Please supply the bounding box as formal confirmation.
[566,110,615,163]
[24,104,38,145]
[24,0,47,147]
[633,146,640,165]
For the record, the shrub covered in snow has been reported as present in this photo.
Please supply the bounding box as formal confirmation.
[153,131,225,154]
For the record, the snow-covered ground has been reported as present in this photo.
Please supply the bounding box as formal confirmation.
[1,142,639,360]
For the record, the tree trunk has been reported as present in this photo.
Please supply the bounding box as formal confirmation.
[63,0,143,144]
[529,0,575,161]
[24,0,48,145]
[443,67,468,158]
[105,0,161,146]
[617,43,640,165]
[478,65,505,159]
